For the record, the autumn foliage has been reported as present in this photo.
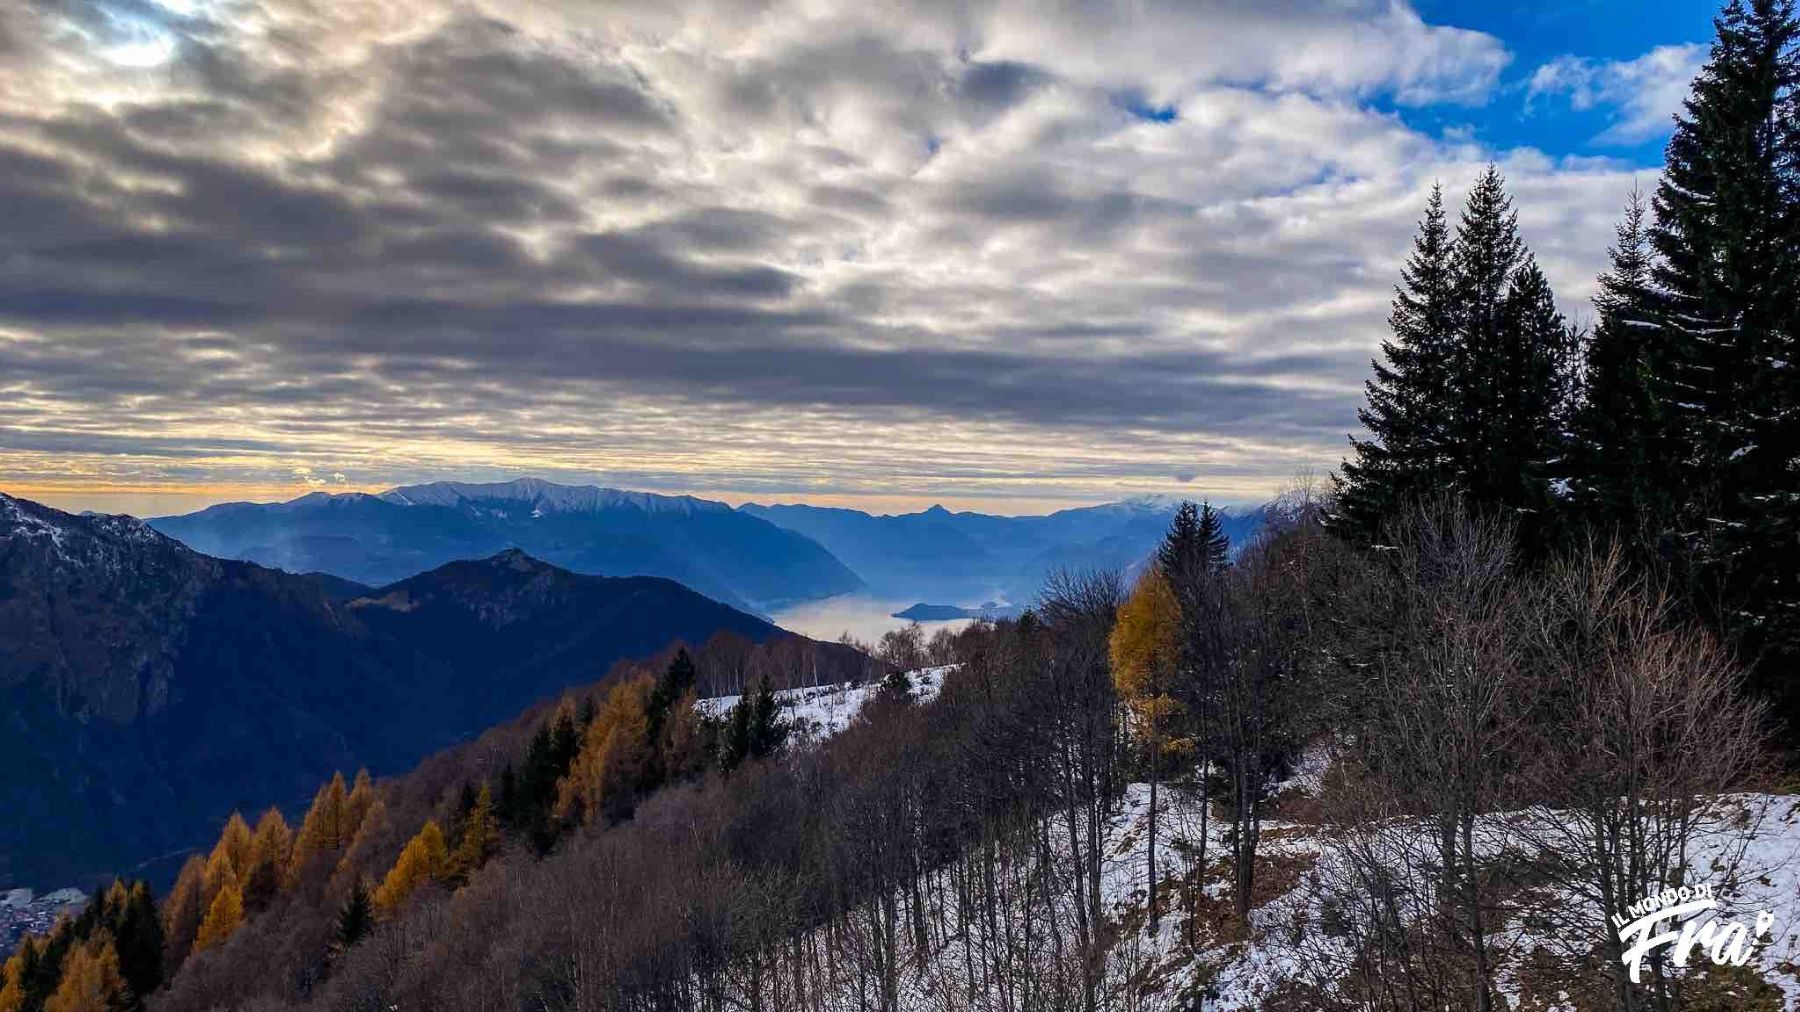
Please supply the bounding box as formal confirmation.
[373,820,451,915]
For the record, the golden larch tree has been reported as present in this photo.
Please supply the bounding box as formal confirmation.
[194,882,244,953]
[210,812,254,887]
[0,937,34,1012]
[451,783,501,881]
[245,807,294,908]
[291,772,350,874]
[1110,568,1185,926]
[345,769,378,835]
[44,934,126,1012]
[373,820,450,915]
[557,675,653,823]
[161,854,207,973]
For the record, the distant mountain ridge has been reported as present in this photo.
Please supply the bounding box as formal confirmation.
[740,496,1266,605]
[0,490,838,889]
[150,478,863,612]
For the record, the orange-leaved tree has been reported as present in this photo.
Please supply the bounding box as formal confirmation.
[373,820,450,916]
[556,675,654,824]
[193,881,244,953]
[44,934,126,1012]
[1110,567,1187,927]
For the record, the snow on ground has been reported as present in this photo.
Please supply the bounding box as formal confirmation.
[1093,760,1800,1010]
[696,672,1800,1009]
[699,665,952,741]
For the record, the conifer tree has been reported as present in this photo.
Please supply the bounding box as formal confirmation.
[193,883,243,953]
[1452,168,1578,529]
[747,675,787,760]
[100,881,163,1004]
[373,821,450,915]
[1110,569,1185,927]
[1480,253,1578,525]
[43,935,124,1012]
[1336,184,1459,541]
[291,772,350,874]
[450,783,501,881]
[1339,168,1577,547]
[208,813,254,892]
[345,770,377,838]
[333,881,375,952]
[0,938,32,1012]
[1573,189,1675,532]
[244,808,293,910]
[1650,0,1800,713]
[1157,501,1202,578]
[160,855,205,976]
[556,678,652,824]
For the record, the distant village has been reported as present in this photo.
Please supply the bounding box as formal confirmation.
[1,887,87,954]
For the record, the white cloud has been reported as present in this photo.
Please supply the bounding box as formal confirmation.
[1529,43,1707,145]
[0,0,1649,509]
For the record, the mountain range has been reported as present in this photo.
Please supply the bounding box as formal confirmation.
[0,491,846,889]
[149,478,864,613]
[152,480,1266,613]
[740,496,1266,605]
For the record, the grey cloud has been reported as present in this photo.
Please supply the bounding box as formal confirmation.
[0,0,1625,504]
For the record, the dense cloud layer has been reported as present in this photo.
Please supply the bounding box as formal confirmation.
[0,0,1668,508]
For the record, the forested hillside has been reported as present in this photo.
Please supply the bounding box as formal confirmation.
[0,496,856,889]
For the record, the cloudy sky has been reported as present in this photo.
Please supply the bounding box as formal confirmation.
[1,0,1715,516]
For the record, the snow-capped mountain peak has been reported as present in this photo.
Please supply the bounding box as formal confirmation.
[377,477,731,516]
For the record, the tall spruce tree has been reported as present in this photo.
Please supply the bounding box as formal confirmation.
[1157,500,1230,579]
[1649,0,1800,720]
[1338,169,1577,546]
[1652,0,1798,493]
[1336,185,1459,542]
[1573,189,1675,533]
[1486,253,1579,518]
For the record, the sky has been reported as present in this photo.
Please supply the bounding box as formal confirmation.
[0,0,1719,517]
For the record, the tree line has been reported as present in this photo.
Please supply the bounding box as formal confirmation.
[1337,0,1800,731]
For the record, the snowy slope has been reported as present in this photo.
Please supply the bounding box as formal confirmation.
[699,666,952,741]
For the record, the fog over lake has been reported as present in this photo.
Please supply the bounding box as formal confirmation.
[770,595,974,645]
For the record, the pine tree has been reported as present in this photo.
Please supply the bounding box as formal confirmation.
[373,821,450,915]
[333,881,375,952]
[1195,502,1231,571]
[1485,253,1579,526]
[1157,502,1202,579]
[646,650,699,783]
[1340,168,1577,547]
[1336,184,1460,542]
[1573,189,1676,533]
[109,882,163,1004]
[193,883,243,953]
[747,675,788,760]
[450,783,501,881]
[1647,0,1800,727]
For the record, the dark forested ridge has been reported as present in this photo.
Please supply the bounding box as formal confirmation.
[0,491,855,890]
